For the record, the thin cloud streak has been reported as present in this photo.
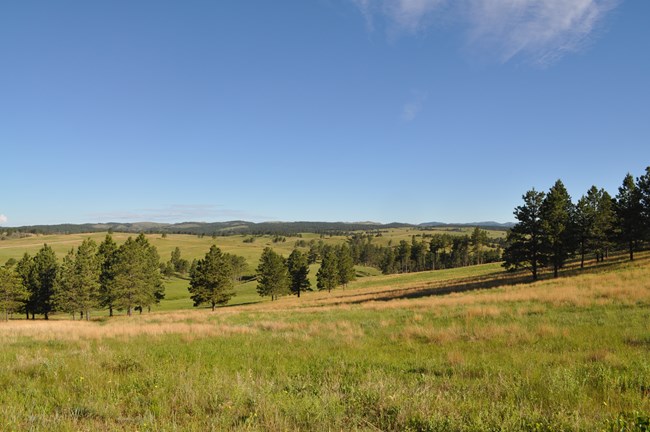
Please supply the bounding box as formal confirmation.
[401,91,428,121]
[351,0,620,65]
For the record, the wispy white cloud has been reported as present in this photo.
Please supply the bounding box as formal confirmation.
[384,0,447,33]
[401,91,428,121]
[0,214,7,224]
[351,0,620,65]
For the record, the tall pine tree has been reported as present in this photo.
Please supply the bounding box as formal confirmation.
[614,173,643,260]
[503,189,547,280]
[32,245,59,320]
[317,246,339,292]
[189,245,235,310]
[256,247,289,301]
[0,266,28,321]
[541,180,575,277]
[336,245,355,288]
[287,249,311,298]
[97,234,119,316]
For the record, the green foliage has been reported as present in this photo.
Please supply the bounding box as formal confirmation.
[636,166,650,241]
[287,249,311,297]
[575,186,615,267]
[0,266,28,320]
[53,239,101,319]
[169,247,189,274]
[15,252,36,318]
[97,234,118,316]
[256,247,290,301]
[112,235,164,316]
[336,244,355,287]
[615,173,644,260]
[317,246,338,292]
[31,244,59,319]
[227,254,248,282]
[503,189,547,280]
[189,245,236,310]
[541,179,575,277]
[470,227,488,265]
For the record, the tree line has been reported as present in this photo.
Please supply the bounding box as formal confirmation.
[341,229,502,275]
[0,234,164,320]
[503,166,650,280]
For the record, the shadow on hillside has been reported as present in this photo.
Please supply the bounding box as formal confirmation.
[345,252,650,304]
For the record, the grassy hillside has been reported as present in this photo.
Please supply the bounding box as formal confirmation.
[0,229,501,314]
[1,251,649,430]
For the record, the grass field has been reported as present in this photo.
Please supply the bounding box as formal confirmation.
[1,246,649,430]
[0,229,498,314]
[0,227,505,265]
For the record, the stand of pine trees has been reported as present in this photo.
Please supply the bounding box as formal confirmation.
[1,234,165,319]
[504,166,650,280]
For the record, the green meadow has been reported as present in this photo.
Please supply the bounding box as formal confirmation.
[0,232,649,430]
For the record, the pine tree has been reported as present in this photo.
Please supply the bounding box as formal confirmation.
[78,239,101,319]
[189,245,235,310]
[97,234,118,316]
[32,244,59,319]
[227,254,248,282]
[15,253,36,319]
[0,266,28,321]
[396,240,411,273]
[614,173,643,260]
[317,246,339,292]
[503,189,547,280]
[470,227,488,265]
[336,244,355,288]
[113,235,164,316]
[287,249,311,298]
[134,234,164,311]
[541,180,575,277]
[637,166,650,241]
[256,247,289,300]
[589,187,615,262]
[169,247,189,273]
[574,192,596,269]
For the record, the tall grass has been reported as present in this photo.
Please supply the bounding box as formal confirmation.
[1,251,649,430]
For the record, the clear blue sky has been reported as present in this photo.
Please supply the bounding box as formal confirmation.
[1,0,648,226]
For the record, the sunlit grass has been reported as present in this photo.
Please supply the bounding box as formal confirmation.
[1,250,649,430]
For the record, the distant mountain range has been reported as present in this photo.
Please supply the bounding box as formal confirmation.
[419,221,515,228]
[3,220,514,236]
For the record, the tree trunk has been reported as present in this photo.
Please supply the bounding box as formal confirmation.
[211,302,216,312]
[580,251,585,269]
[26,310,29,320]
[297,290,300,298]
[127,306,131,317]
[629,241,634,261]
[109,306,113,317]
[553,264,558,278]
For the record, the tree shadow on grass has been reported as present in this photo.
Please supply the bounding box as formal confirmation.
[343,252,649,304]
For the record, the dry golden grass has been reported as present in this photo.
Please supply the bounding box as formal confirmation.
[0,318,256,342]
[2,252,648,345]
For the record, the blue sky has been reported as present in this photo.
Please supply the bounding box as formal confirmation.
[1,0,648,226]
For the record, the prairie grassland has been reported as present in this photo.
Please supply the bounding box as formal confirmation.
[0,227,505,265]
[1,252,649,431]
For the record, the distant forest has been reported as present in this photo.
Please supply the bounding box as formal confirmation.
[0,220,511,238]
